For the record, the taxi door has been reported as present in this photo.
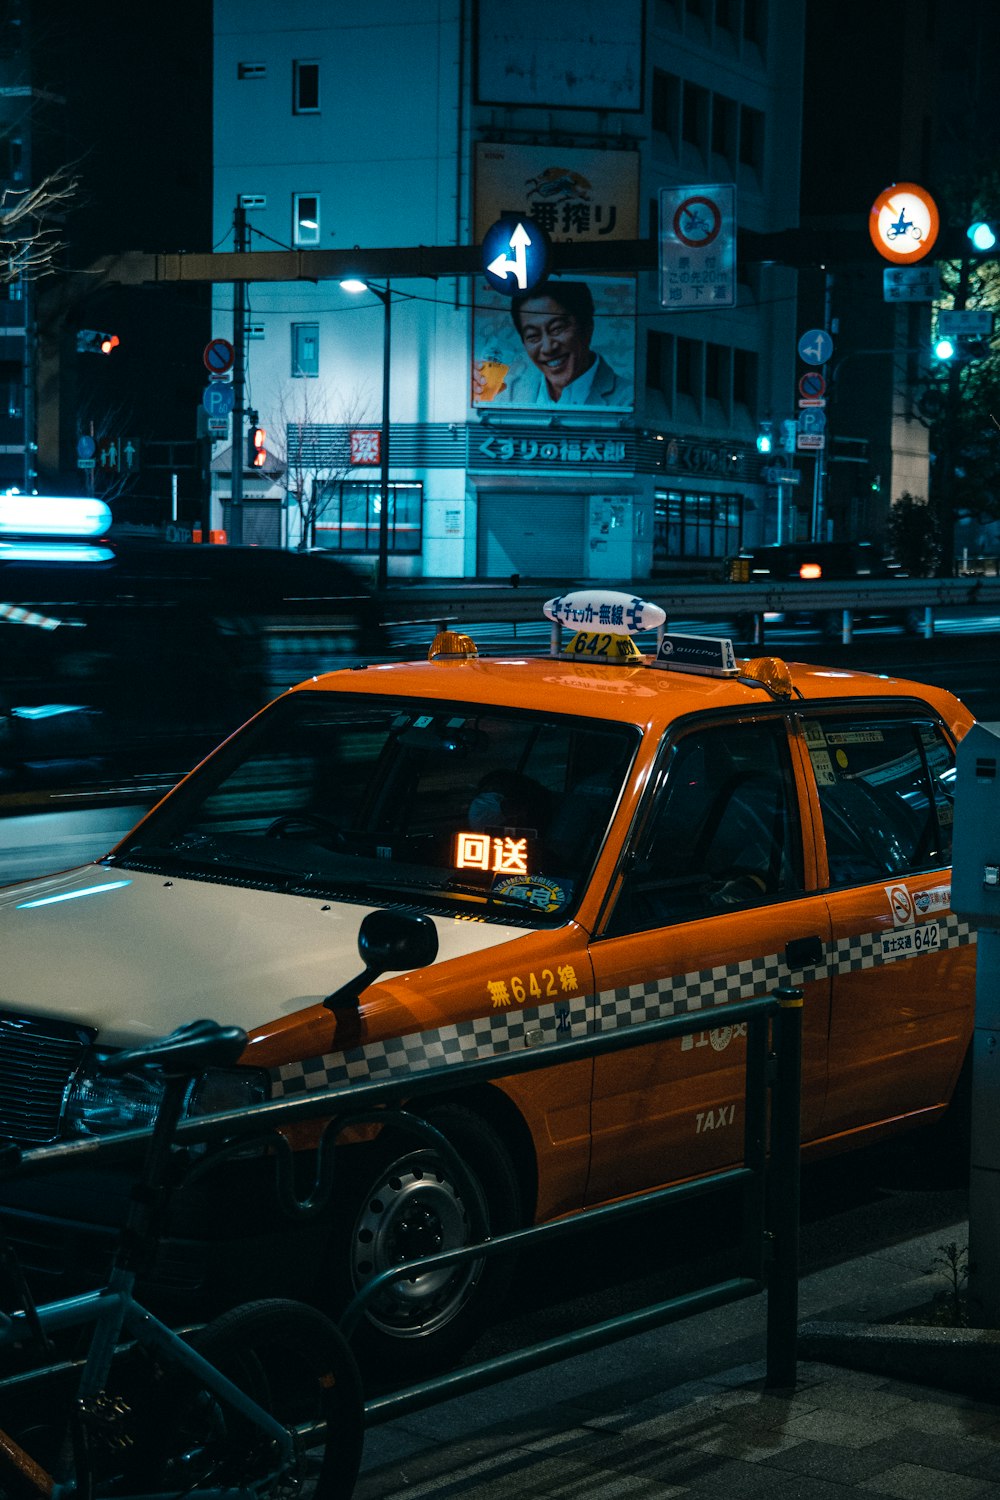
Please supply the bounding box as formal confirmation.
[585,712,832,1207]
[800,707,976,1138]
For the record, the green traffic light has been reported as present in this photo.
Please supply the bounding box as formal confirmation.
[933,336,956,361]
[968,221,998,252]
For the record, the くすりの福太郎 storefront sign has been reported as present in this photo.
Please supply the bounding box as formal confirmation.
[475,434,628,468]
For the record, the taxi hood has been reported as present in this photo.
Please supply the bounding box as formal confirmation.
[0,864,529,1047]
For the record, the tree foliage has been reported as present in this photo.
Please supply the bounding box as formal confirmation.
[886,491,941,577]
[927,168,1000,526]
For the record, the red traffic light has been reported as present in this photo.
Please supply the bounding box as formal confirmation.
[76,329,120,355]
[247,425,267,468]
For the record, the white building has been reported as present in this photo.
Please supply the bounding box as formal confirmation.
[211,0,806,581]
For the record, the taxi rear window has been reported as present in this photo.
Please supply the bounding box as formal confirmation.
[803,715,955,885]
[115,692,638,924]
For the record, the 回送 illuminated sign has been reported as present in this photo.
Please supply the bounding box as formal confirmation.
[455,833,531,877]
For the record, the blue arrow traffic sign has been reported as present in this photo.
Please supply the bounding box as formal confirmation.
[202,382,235,416]
[797,328,834,365]
[481,217,552,297]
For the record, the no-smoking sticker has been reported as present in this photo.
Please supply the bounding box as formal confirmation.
[885,883,914,927]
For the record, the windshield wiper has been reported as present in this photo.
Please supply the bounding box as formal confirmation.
[117,837,314,884]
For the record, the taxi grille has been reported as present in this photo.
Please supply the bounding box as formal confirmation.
[0,1012,94,1144]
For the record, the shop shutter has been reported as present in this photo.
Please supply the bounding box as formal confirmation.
[477,491,585,577]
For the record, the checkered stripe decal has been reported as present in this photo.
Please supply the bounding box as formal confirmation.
[596,950,789,1030]
[596,913,976,1031]
[270,914,977,1096]
[273,991,592,1096]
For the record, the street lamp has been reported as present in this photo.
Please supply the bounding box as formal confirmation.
[341,277,391,590]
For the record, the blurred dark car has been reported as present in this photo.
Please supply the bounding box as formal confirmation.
[724,540,915,638]
[0,540,386,810]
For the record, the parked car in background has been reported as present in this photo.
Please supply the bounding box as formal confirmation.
[724,540,917,637]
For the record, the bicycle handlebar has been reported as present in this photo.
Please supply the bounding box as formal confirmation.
[98,1019,248,1079]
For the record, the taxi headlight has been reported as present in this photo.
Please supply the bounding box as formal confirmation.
[65,1064,271,1138]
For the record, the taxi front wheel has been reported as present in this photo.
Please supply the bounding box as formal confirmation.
[321,1103,522,1385]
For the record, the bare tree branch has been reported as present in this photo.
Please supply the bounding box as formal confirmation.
[266,379,375,548]
[0,166,78,283]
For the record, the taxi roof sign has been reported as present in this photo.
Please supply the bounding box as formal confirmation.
[543,589,666,636]
[651,632,738,677]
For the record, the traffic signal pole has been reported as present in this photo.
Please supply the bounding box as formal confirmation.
[229,200,247,546]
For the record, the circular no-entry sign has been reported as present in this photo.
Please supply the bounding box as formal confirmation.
[869,182,939,264]
[672,195,722,248]
[203,338,235,374]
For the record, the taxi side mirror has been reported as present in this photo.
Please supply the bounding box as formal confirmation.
[323,909,439,1010]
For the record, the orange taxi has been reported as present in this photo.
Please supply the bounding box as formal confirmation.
[0,590,975,1380]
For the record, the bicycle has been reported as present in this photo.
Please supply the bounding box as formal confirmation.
[0,1019,364,1498]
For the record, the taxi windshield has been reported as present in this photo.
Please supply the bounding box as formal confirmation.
[114,691,637,924]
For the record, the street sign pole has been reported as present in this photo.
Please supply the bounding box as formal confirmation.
[229,199,247,546]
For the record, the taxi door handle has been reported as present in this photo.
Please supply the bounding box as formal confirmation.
[785,935,823,970]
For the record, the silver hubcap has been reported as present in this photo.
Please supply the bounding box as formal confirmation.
[351,1155,482,1339]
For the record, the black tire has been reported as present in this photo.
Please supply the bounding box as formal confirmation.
[113,1299,364,1500]
[323,1103,522,1386]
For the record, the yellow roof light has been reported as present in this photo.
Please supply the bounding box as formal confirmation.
[428,629,479,662]
[741,655,794,699]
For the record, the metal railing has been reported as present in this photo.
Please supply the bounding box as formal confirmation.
[372,573,1000,645]
[3,985,804,1429]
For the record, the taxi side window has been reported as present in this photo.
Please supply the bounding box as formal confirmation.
[803,715,955,885]
[608,719,804,935]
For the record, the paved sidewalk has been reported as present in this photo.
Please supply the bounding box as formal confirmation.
[354,1218,1000,1498]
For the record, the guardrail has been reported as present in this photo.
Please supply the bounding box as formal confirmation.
[2,985,805,1438]
[373,574,1000,645]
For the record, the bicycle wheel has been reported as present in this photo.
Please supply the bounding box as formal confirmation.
[115,1299,364,1499]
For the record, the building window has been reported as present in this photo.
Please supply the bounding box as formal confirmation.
[681,80,709,153]
[739,105,765,171]
[315,481,423,555]
[711,95,736,163]
[238,62,267,80]
[645,330,670,393]
[653,0,681,28]
[743,0,766,52]
[733,347,757,410]
[675,336,699,399]
[714,0,738,33]
[293,193,320,246]
[293,60,320,114]
[704,341,728,407]
[651,68,678,143]
[291,323,319,377]
[654,489,744,562]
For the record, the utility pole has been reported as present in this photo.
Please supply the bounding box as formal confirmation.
[229,199,247,546]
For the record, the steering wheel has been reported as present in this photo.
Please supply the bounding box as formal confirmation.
[264,812,344,842]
